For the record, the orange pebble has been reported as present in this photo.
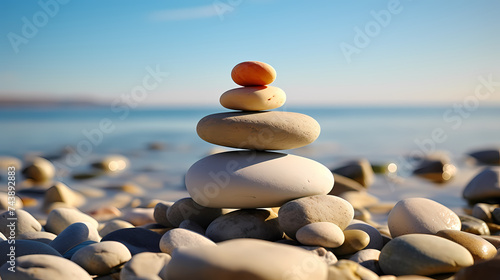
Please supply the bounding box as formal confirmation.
[231,61,276,86]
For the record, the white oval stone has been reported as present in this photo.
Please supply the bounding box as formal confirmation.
[296,222,344,248]
[220,86,286,111]
[159,228,216,255]
[388,197,461,238]
[196,111,320,150]
[71,241,132,276]
[186,151,334,208]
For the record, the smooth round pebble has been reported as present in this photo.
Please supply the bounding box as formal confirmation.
[346,219,384,250]
[332,229,370,256]
[71,241,132,276]
[17,231,57,244]
[92,154,129,172]
[220,86,286,111]
[179,219,205,235]
[296,222,344,248]
[206,209,283,242]
[160,228,216,254]
[349,249,382,275]
[120,252,171,280]
[0,240,62,264]
[196,111,320,150]
[388,197,461,238]
[379,234,474,276]
[45,207,98,234]
[231,61,276,86]
[0,254,91,280]
[463,167,500,203]
[122,207,156,226]
[167,197,222,228]
[153,201,174,227]
[187,152,333,209]
[471,203,496,222]
[49,222,100,255]
[166,238,328,280]
[0,209,41,236]
[22,156,55,182]
[436,229,497,262]
[460,214,490,235]
[278,195,353,239]
[99,219,134,237]
[43,182,85,210]
[101,227,162,255]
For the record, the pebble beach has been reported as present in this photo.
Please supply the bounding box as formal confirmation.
[1,61,500,280]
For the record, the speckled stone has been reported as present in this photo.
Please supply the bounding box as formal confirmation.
[278,195,354,239]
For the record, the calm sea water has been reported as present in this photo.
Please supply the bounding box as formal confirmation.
[1,105,499,217]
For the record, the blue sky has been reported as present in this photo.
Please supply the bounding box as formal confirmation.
[1,0,499,106]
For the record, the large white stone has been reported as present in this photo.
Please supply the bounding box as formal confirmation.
[388,197,461,238]
[186,151,333,208]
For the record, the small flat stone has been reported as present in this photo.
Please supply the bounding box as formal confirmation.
[0,209,41,236]
[332,229,370,256]
[166,197,222,228]
[412,157,456,184]
[166,239,328,280]
[436,229,497,262]
[231,61,276,86]
[17,231,57,244]
[206,209,283,242]
[0,254,91,279]
[331,159,375,188]
[454,252,500,280]
[468,148,500,165]
[159,228,216,254]
[220,86,286,111]
[45,207,99,235]
[71,241,132,276]
[99,219,134,237]
[460,215,490,235]
[49,222,100,255]
[187,152,333,208]
[296,222,344,248]
[0,240,62,264]
[463,167,500,203]
[328,173,365,196]
[388,197,461,238]
[196,111,320,150]
[22,157,55,182]
[278,195,353,239]
[346,219,384,250]
[120,252,171,280]
[101,227,161,255]
[379,234,474,276]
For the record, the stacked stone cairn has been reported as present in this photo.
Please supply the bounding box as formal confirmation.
[162,61,359,279]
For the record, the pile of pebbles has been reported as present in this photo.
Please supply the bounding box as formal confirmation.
[0,63,500,279]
